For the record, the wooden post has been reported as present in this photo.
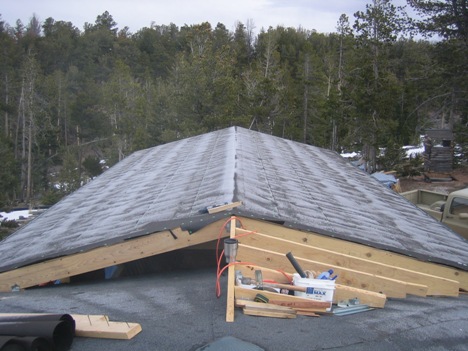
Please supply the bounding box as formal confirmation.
[225,216,236,322]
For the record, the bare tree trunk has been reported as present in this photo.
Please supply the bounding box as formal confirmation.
[20,83,27,201]
[338,36,344,95]
[15,84,24,159]
[303,54,310,143]
[331,119,337,151]
[26,108,33,203]
[4,73,9,138]
[25,61,36,204]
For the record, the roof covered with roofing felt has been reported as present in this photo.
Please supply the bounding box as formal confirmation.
[0,126,467,272]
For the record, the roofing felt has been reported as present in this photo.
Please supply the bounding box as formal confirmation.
[0,126,467,272]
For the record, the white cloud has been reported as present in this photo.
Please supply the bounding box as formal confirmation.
[1,0,413,34]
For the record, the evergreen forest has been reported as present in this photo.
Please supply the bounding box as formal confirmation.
[0,0,467,209]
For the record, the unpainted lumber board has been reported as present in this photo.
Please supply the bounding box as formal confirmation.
[0,219,228,292]
[295,310,320,317]
[268,299,331,309]
[235,265,387,308]
[236,300,296,315]
[235,299,296,313]
[236,229,455,297]
[243,308,297,319]
[226,217,237,323]
[71,314,142,340]
[333,284,386,308]
[208,201,243,214]
[234,286,331,313]
[237,217,468,291]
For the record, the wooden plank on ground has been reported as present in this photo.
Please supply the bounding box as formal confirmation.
[238,217,468,292]
[0,219,229,292]
[235,299,296,314]
[236,229,457,297]
[237,244,408,298]
[242,308,297,319]
[71,314,142,340]
[235,265,387,308]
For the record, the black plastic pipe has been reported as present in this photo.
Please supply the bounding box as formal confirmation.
[286,252,307,278]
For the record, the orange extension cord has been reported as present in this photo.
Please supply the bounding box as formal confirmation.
[215,217,293,298]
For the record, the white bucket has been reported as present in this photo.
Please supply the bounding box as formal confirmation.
[293,274,335,309]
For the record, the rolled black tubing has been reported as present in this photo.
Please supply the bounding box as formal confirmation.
[0,319,74,351]
[0,336,52,351]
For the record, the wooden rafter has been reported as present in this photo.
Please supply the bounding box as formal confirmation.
[238,218,468,291]
[236,229,459,296]
[0,219,229,292]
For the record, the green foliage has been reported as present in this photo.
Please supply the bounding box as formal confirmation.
[378,142,408,170]
[0,218,19,240]
[57,150,81,195]
[0,137,19,208]
[41,190,64,206]
[395,154,424,177]
[82,156,103,178]
[0,6,466,204]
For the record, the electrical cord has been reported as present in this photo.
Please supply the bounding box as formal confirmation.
[215,217,294,297]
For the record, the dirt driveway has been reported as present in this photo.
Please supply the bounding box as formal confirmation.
[399,166,468,193]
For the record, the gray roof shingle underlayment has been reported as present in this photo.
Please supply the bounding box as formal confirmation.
[0,126,467,273]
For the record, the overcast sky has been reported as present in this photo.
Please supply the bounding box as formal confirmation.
[1,0,411,35]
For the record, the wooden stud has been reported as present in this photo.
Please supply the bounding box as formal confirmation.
[225,216,237,322]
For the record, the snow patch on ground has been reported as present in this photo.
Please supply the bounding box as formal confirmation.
[0,210,31,221]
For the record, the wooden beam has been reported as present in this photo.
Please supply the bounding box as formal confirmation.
[238,217,468,291]
[0,219,229,292]
[71,314,142,340]
[333,284,386,308]
[237,244,409,298]
[226,217,237,322]
[235,299,296,314]
[237,300,297,318]
[242,308,297,319]
[235,265,386,308]
[208,201,243,214]
[236,229,458,297]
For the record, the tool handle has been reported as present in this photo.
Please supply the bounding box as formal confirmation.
[262,282,306,292]
[286,252,307,278]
